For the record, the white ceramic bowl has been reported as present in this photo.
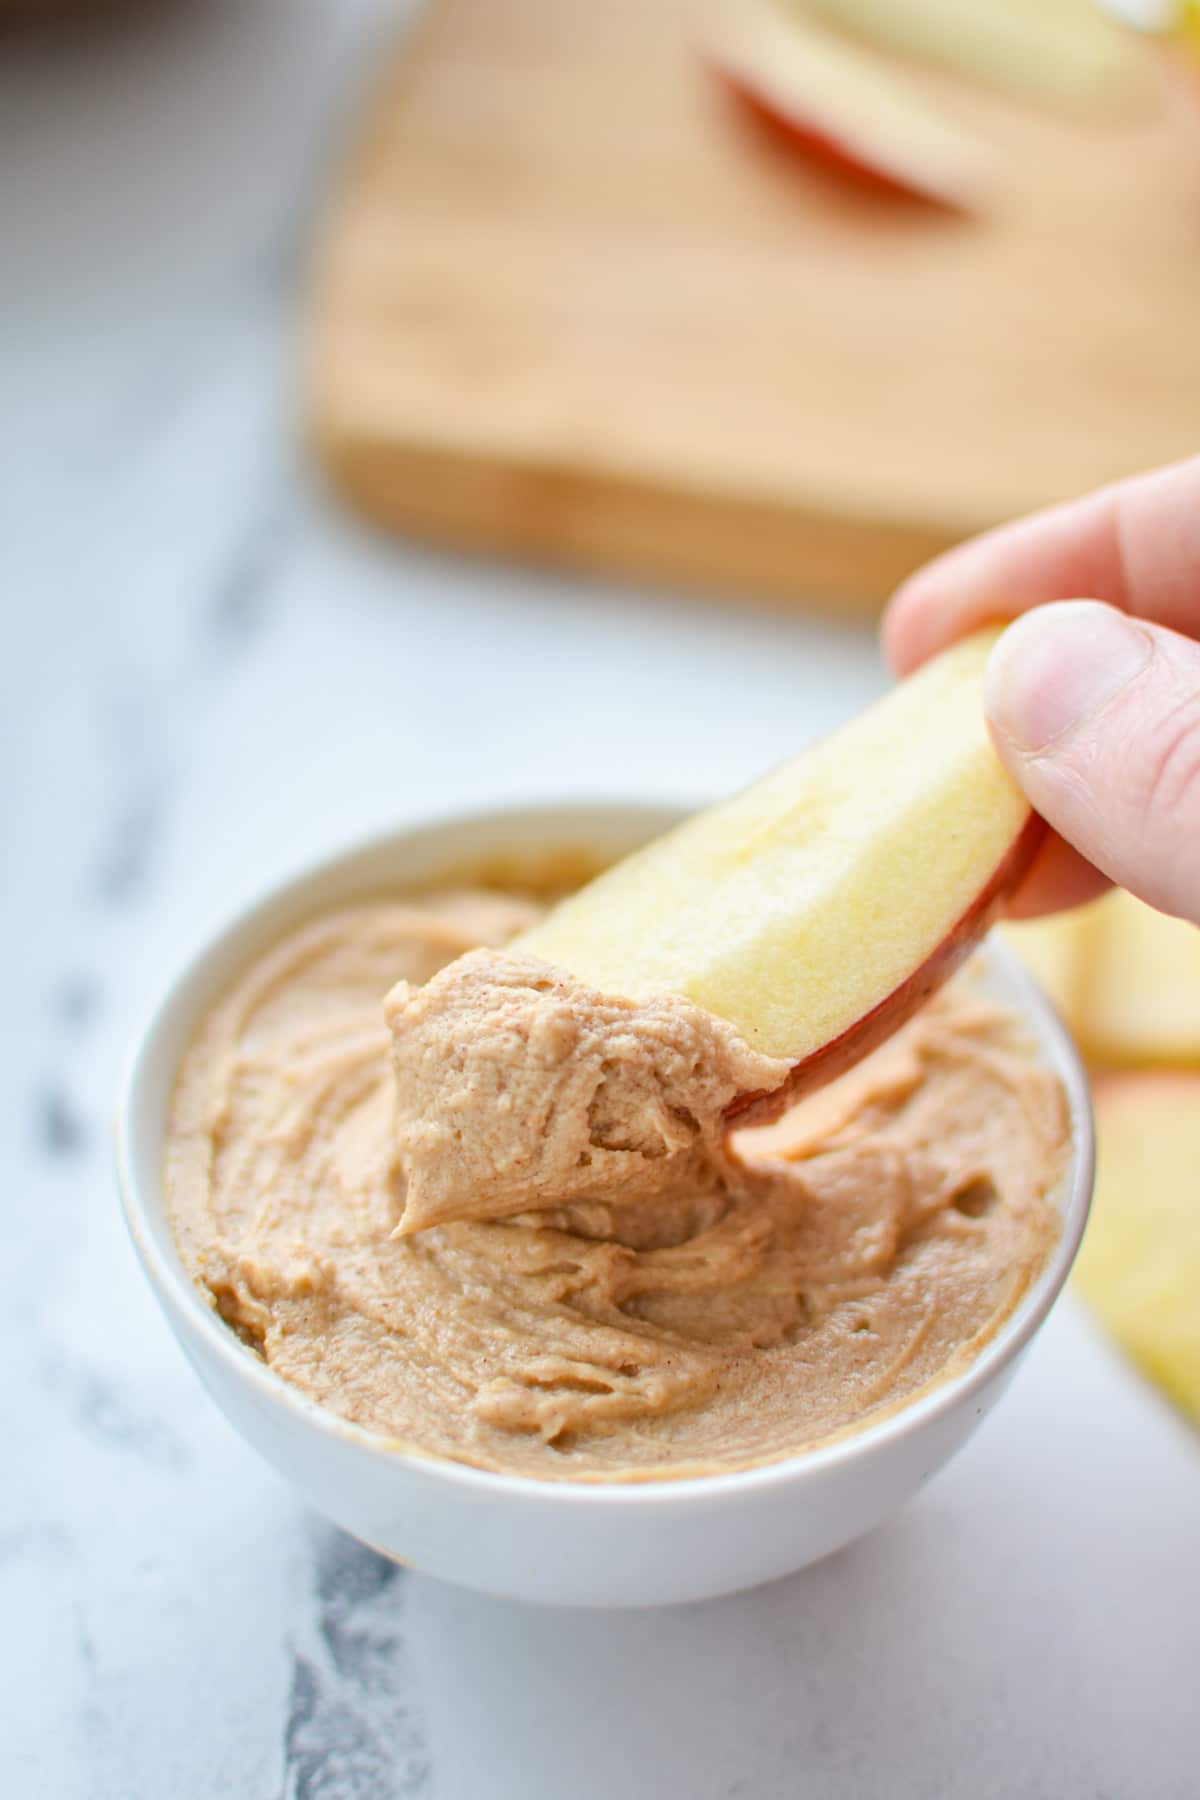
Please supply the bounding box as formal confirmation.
[117,801,1094,1609]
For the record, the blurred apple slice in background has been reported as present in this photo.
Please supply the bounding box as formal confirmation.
[699,0,998,213]
[1080,888,1200,1067]
[1185,0,1200,62]
[1002,887,1200,1067]
[516,629,1042,1103]
[797,0,1153,117]
[1074,1073,1200,1427]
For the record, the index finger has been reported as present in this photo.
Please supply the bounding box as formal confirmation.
[883,454,1200,676]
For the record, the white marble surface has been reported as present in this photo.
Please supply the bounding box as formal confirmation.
[4,4,1200,1796]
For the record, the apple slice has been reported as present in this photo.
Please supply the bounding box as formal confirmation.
[1001,887,1200,1067]
[1074,1073,1200,1427]
[798,0,1152,118]
[1079,888,1200,1068]
[515,629,1042,1105]
[1186,0,1200,64]
[698,0,997,214]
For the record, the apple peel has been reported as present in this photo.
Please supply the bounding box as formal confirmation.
[729,809,1043,1124]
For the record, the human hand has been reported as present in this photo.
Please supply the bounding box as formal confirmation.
[883,456,1200,927]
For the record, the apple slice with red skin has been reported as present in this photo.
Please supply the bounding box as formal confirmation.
[728,809,1042,1124]
[514,628,1043,1122]
[698,0,998,214]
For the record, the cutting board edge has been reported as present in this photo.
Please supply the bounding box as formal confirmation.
[310,418,974,613]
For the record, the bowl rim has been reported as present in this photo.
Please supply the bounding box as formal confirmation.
[116,797,1096,1510]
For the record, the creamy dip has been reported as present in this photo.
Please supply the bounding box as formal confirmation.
[165,887,1065,1481]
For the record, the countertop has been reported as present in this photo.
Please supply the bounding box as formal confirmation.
[4,3,1199,1796]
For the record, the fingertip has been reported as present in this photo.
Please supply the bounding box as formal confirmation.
[880,581,920,676]
[983,601,1149,758]
[881,567,951,675]
[882,534,998,674]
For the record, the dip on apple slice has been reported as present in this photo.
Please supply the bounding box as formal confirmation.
[387,629,1043,1235]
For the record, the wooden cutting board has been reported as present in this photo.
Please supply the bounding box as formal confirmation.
[307,0,1200,609]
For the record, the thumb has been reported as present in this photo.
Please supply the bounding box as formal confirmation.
[985,601,1200,926]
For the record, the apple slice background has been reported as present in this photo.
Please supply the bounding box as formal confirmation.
[516,630,1040,1104]
[699,0,999,213]
[1073,1072,1200,1427]
[800,0,1151,118]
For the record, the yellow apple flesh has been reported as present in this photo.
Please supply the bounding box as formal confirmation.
[1186,0,1200,61]
[797,0,1151,117]
[1074,1073,1200,1427]
[1079,889,1200,1068]
[515,629,1041,1105]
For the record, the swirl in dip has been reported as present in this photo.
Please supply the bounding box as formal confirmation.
[165,883,1065,1482]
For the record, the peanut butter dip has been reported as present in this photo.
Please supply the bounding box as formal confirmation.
[165,888,1066,1482]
